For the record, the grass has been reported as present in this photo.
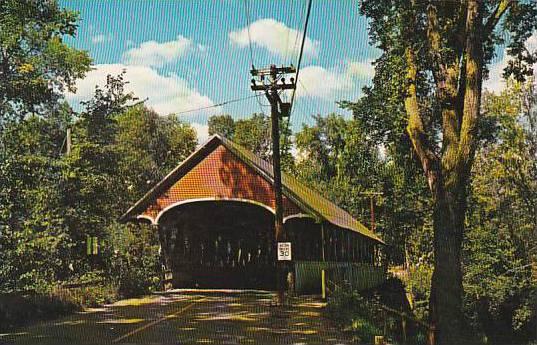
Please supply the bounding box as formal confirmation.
[0,283,119,330]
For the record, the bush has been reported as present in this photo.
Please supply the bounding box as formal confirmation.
[59,270,119,307]
[327,278,429,345]
[405,264,432,321]
[326,288,384,343]
[57,284,118,308]
[0,291,79,330]
[117,265,158,298]
[0,278,120,331]
[107,223,161,298]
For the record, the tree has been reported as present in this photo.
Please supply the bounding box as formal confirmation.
[0,101,79,291]
[295,114,432,266]
[0,0,90,124]
[0,0,90,291]
[62,73,135,273]
[207,113,293,168]
[208,114,235,138]
[234,113,271,160]
[464,79,537,344]
[355,1,537,342]
[296,114,349,181]
[116,105,197,204]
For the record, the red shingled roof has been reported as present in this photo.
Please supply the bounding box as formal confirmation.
[120,134,383,244]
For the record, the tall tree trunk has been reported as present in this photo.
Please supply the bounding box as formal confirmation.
[429,182,466,345]
[404,0,508,342]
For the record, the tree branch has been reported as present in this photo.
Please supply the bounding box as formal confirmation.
[426,3,462,177]
[404,46,440,194]
[459,0,484,178]
[484,0,514,36]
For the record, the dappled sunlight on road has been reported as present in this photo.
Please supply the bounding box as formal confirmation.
[2,291,352,345]
[53,320,86,326]
[111,296,162,307]
[96,318,144,324]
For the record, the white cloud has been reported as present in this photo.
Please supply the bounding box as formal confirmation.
[485,57,508,94]
[123,35,194,67]
[190,123,210,145]
[485,31,537,93]
[229,18,319,58]
[65,64,218,116]
[92,34,111,44]
[347,59,375,79]
[197,44,208,53]
[295,65,354,99]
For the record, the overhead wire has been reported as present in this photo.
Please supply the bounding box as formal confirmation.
[284,0,313,147]
[243,0,268,117]
[174,95,259,115]
[290,0,308,66]
[282,0,295,65]
[243,0,255,69]
[289,0,313,115]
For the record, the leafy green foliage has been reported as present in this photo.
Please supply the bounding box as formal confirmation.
[462,80,537,343]
[0,114,75,291]
[208,114,235,138]
[326,289,383,343]
[294,113,431,265]
[0,70,198,298]
[107,223,161,298]
[207,113,294,170]
[0,0,91,123]
[326,279,423,345]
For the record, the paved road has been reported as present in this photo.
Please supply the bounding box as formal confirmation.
[0,290,353,345]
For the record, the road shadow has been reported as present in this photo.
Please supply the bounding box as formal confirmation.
[1,291,353,345]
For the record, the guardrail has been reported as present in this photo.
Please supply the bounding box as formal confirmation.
[294,261,386,294]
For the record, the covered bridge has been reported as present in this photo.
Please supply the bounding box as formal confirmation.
[121,134,385,292]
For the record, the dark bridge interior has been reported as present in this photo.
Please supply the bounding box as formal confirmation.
[158,201,278,289]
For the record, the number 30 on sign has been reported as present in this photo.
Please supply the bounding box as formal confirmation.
[277,242,292,261]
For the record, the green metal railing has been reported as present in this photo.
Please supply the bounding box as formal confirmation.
[294,261,386,294]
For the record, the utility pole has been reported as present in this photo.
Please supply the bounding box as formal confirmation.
[361,191,383,267]
[251,64,295,305]
[360,191,382,232]
[66,127,72,155]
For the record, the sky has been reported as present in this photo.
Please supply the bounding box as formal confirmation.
[59,0,523,144]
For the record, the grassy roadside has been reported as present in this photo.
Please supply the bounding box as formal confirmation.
[325,278,427,345]
[0,283,118,331]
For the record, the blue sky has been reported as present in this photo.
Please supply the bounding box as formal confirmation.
[60,0,379,142]
[60,0,518,143]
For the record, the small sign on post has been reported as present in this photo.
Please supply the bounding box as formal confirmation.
[277,242,292,261]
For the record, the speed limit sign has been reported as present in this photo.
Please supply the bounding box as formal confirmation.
[277,242,292,261]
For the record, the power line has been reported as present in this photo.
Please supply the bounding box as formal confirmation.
[174,95,259,115]
[243,0,255,69]
[289,0,313,115]
[282,0,295,65]
[242,0,269,116]
[289,0,307,66]
[284,0,313,146]
[296,80,319,117]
